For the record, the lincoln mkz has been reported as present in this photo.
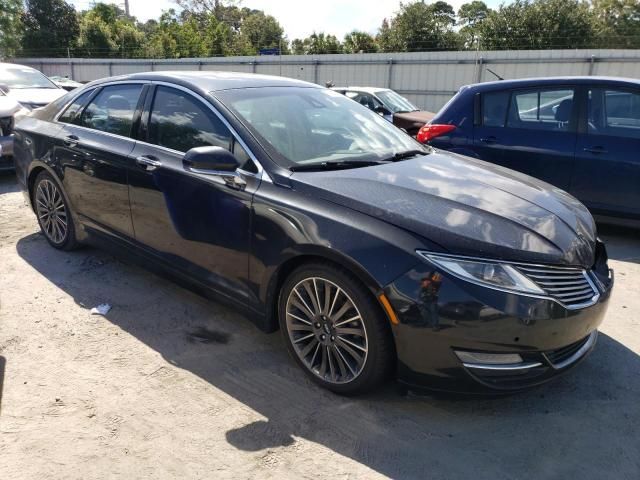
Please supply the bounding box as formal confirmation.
[14,72,614,394]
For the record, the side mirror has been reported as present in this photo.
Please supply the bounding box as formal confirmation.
[0,83,9,95]
[183,146,239,173]
[183,146,246,190]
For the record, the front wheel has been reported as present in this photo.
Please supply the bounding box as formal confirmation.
[33,171,79,251]
[279,263,395,395]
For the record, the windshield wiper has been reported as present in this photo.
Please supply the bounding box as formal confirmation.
[290,159,388,172]
[382,149,429,162]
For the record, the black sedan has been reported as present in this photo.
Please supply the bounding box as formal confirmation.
[13,72,614,395]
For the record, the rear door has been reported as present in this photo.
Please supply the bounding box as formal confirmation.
[572,86,640,219]
[474,87,578,191]
[55,83,146,237]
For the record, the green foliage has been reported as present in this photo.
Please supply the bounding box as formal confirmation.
[291,33,342,54]
[477,0,595,49]
[343,31,378,53]
[22,0,79,57]
[592,0,640,48]
[77,3,145,58]
[0,0,23,58]
[376,1,461,52]
[8,0,640,59]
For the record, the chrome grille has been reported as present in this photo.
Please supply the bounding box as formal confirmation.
[516,265,598,309]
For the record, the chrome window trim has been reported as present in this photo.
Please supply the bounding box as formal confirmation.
[53,80,149,123]
[149,81,270,182]
[417,250,601,310]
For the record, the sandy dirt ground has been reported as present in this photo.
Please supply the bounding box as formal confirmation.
[0,172,639,479]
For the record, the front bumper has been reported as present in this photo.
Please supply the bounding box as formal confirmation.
[385,252,613,394]
[0,135,14,171]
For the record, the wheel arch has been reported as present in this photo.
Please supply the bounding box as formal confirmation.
[263,247,385,333]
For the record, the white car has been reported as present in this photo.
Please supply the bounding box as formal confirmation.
[0,63,66,170]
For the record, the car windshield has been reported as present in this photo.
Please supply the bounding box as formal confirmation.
[216,87,428,168]
[376,90,419,113]
[0,66,58,89]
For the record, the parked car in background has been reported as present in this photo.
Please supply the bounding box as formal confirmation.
[49,75,83,91]
[332,86,435,136]
[419,77,640,225]
[0,87,30,171]
[14,72,612,395]
[0,63,66,171]
[0,63,66,110]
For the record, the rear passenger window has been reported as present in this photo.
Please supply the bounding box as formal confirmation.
[589,88,640,139]
[58,90,94,124]
[507,89,574,131]
[482,91,510,127]
[80,84,143,137]
[148,86,231,153]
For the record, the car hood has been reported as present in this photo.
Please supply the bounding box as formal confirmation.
[0,95,21,117]
[5,87,65,106]
[290,152,597,267]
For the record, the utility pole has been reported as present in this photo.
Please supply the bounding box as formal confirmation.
[124,0,130,16]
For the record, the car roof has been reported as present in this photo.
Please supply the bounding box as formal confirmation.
[464,76,640,92]
[331,86,389,94]
[0,62,40,72]
[88,71,320,92]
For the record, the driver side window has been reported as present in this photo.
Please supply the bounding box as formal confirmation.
[149,86,231,153]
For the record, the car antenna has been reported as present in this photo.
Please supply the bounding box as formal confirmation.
[486,68,504,81]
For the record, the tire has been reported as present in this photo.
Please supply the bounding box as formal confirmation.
[278,262,395,395]
[33,171,80,251]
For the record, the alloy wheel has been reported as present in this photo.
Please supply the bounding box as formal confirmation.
[285,277,369,384]
[35,179,68,244]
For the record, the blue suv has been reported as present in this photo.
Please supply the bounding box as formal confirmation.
[419,77,640,224]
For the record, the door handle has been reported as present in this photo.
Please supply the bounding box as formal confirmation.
[64,135,79,147]
[136,155,162,171]
[480,136,497,144]
[583,146,608,154]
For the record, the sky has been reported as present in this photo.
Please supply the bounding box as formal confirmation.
[69,0,503,40]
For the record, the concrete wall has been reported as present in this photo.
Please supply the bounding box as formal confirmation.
[14,49,640,112]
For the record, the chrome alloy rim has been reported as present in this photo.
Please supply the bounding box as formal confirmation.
[35,179,68,244]
[285,277,368,384]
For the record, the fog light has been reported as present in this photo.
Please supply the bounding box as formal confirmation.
[455,351,523,365]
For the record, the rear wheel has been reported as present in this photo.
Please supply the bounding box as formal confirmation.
[33,171,79,250]
[279,262,395,395]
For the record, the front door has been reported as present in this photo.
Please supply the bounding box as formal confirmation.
[54,83,145,237]
[128,85,261,304]
[572,86,640,219]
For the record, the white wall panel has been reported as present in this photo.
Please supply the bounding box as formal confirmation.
[16,49,640,111]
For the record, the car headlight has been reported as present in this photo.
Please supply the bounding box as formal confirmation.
[417,252,545,295]
[18,102,35,111]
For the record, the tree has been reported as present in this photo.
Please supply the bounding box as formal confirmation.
[0,0,23,58]
[22,0,79,57]
[458,1,491,48]
[376,1,460,52]
[376,18,404,52]
[592,0,640,48]
[343,31,377,53]
[240,11,285,54]
[477,0,595,50]
[77,3,145,58]
[291,33,341,54]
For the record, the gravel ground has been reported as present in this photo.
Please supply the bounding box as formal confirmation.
[1,172,639,479]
